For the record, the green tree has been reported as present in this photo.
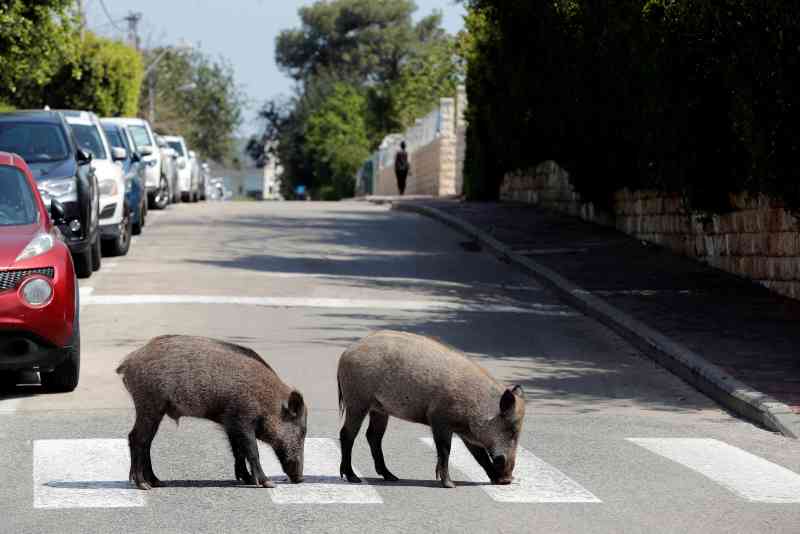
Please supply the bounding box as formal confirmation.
[305,83,370,199]
[141,48,244,162]
[43,32,143,116]
[0,0,78,107]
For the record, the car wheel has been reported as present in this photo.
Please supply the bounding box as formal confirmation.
[104,207,132,257]
[41,318,80,393]
[74,246,93,279]
[91,234,102,271]
[153,178,170,210]
[0,373,19,391]
[181,191,190,203]
[132,202,143,235]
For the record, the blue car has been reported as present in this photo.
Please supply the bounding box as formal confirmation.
[101,120,147,235]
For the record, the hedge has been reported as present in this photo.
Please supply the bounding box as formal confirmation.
[462,1,800,213]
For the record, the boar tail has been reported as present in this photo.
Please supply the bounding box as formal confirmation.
[338,376,345,419]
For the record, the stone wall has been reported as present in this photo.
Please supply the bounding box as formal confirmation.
[369,86,466,197]
[501,161,800,300]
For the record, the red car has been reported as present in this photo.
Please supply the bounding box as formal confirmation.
[0,152,79,392]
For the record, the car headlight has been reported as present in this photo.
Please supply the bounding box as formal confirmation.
[38,178,77,200]
[99,179,119,196]
[19,277,54,307]
[16,232,55,262]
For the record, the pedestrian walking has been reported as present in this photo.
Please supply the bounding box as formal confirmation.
[394,141,410,196]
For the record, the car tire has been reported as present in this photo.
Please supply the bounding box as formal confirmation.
[132,201,143,235]
[152,178,170,210]
[91,235,102,271]
[41,317,80,393]
[181,191,190,203]
[74,246,93,279]
[103,207,132,257]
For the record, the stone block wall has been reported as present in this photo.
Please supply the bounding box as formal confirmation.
[370,87,466,197]
[501,161,800,300]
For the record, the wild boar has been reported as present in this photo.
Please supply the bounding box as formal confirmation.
[337,330,525,488]
[116,335,307,490]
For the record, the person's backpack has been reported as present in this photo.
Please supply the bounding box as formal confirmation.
[395,150,409,173]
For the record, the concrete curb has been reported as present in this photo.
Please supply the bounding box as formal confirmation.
[390,200,800,439]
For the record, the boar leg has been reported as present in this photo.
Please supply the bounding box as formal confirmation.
[128,411,164,490]
[227,426,274,488]
[431,424,455,489]
[461,440,497,483]
[227,432,254,484]
[339,408,367,483]
[366,411,399,482]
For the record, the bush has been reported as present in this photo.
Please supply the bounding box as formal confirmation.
[44,33,143,116]
[318,185,339,201]
[463,1,800,213]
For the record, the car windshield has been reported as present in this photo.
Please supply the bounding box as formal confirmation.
[0,165,38,226]
[167,141,185,156]
[0,122,70,163]
[128,125,152,149]
[70,123,107,160]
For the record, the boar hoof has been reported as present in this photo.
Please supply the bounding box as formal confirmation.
[380,471,399,482]
[441,479,455,489]
[341,471,362,484]
[135,481,153,491]
[257,476,275,489]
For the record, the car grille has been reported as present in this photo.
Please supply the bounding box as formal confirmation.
[0,268,55,291]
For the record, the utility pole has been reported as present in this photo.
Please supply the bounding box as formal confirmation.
[124,12,142,51]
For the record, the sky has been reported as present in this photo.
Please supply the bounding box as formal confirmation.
[86,0,467,137]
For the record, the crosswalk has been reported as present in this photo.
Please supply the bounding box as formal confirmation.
[29,437,800,509]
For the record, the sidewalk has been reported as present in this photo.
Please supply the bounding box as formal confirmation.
[385,198,800,437]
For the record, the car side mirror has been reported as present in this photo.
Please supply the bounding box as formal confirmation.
[111,147,127,161]
[50,199,66,223]
[139,145,154,157]
[76,149,93,165]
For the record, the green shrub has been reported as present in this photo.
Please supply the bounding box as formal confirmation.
[319,185,339,201]
[463,1,800,213]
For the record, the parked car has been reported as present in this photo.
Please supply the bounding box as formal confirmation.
[104,118,168,211]
[0,152,80,391]
[163,135,199,203]
[101,119,147,235]
[155,134,180,205]
[61,111,130,258]
[0,110,100,278]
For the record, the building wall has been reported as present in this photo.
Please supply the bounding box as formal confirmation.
[501,161,800,300]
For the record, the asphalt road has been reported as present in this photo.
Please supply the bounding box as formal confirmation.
[1,200,799,533]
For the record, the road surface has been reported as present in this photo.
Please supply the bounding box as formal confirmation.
[2,201,799,533]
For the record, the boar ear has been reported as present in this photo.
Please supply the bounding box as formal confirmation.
[282,390,305,419]
[500,388,517,415]
[511,385,525,399]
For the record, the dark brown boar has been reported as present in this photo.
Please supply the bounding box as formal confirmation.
[337,330,525,488]
[116,335,307,490]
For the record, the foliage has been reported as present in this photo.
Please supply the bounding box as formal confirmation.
[461,1,800,212]
[257,0,460,198]
[140,48,244,163]
[0,0,78,107]
[43,32,143,116]
[305,83,370,199]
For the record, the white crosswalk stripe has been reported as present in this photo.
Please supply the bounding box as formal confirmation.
[33,439,144,509]
[420,437,601,503]
[27,436,800,508]
[628,438,800,503]
[258,438,382,504]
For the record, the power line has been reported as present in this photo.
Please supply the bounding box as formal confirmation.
[97,0,126,33]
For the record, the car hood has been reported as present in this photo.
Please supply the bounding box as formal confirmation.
[0,224,40,269]
[27,159,76,182]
